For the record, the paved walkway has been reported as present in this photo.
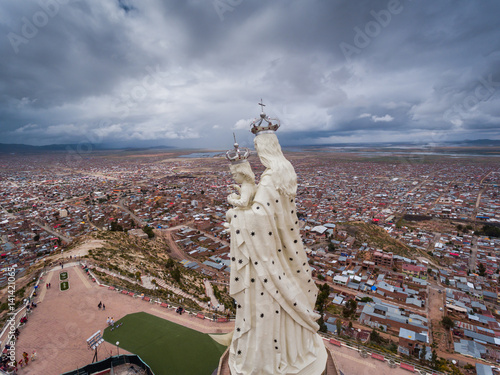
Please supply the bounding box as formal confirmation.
[13,263,424,375]
[15,264,230,375]
[140,274,209,310]
[204,279,224,313]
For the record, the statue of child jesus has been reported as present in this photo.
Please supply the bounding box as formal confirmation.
[227,161,256,208]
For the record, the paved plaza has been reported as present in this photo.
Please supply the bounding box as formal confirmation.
[13,264,415,374]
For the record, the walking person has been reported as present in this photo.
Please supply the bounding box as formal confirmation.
[98,301,102,309]
[102,303,105,311]
[22,352,28,366]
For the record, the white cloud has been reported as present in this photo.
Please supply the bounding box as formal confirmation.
[371,115,394,123]
[14,123,39,133]
[233,118,253,130]
[358,113,394,122]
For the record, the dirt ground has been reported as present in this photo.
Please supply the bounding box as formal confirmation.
[65,239,105,258]
[428,286,451,351]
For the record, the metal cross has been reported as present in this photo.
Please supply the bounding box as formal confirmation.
[258,99,266,113]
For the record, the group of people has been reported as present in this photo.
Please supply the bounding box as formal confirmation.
[26,301,37,314]
[45,283,52,289]
[16,351,36,369]
[0,345,37,372]
[106,317,115,326]
[175,306,184,315]
[97,301,106,310]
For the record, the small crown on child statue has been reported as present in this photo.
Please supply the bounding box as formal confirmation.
[226,133,250,164]
[250,99,280,135]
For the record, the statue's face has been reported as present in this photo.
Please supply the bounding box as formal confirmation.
[232,171,244,184]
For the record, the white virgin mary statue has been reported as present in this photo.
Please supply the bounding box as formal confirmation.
[226,119,327,374]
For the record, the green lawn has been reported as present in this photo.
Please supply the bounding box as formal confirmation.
[59,271,68,280]
[60,281,69,291]
[103,312,226,375]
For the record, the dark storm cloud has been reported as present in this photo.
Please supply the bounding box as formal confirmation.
[0,0,499,148]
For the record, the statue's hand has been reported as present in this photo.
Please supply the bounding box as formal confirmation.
[227,193,240,206]
[231,184,241,192]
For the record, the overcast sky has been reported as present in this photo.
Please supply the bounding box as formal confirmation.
[1,0,500,149]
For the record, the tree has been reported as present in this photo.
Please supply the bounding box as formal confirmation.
[480,224,500,238]
[478,263,486,277]
[431,349,438,369]
[328,242,336,252]
[110,221,124,231]
[317,315,327,333]
[420,344,427,363]
[142,225,154,239]
[342,299,358,318]
[170,267,181,283]
[441,316,454,330]
[369,329,382,344]
[336,318,342,336]
[315,283,330,313]
[33,234,40,242]
[165,258,175,269]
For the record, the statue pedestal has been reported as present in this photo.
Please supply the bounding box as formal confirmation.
[215,345,339,375]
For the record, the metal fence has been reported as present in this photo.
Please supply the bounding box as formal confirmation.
[60,354,154,375]
[83,263,233,324]
[318,330,448,375]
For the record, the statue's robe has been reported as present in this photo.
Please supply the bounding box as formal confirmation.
[228,171,327,375]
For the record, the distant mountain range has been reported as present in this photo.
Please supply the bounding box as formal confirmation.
[0,143,174,153]
[0,139,498,153]
[295,139,500,149]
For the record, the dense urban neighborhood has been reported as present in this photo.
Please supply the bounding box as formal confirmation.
[0,148,499,374]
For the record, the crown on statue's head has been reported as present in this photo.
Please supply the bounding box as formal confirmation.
[226,134,250,164]
[250,99,280,135]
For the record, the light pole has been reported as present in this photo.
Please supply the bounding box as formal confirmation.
[116,341,120,356]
